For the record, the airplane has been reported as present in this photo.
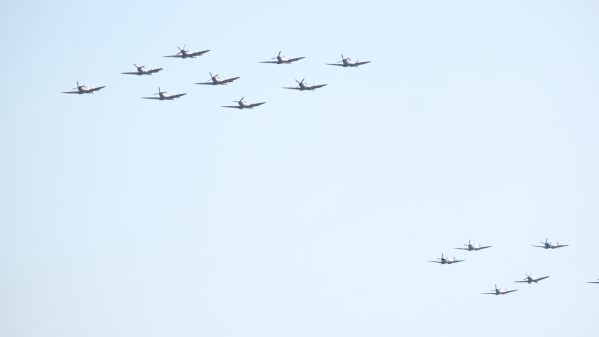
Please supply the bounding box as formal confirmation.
[454,240,492,251]
[142,87,187,100]
[588,279,599,284]
[259,51,305,64]
[195,72,240,85]
[514,273,550,284]
[62,81,105,94]
[482,285,518,295]
[531,238,569,249]
[164,45,210,59]
[122,64,163,75]
[283,79,327,91]
[428,254,464,264]
[326,54,371,67]
[221,97,266,109]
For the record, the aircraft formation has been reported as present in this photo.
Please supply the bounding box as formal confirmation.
[61,47,598,291]
[428,238,596,296]
[61,47,371,109]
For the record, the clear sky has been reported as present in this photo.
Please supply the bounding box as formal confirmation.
[1,1,599,336]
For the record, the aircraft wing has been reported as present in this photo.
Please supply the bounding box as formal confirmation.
[309,84,327,90]
[164,54,182,58]
[354,61,371,66]
[283,87,301,90]
[514,280,528,283]
[588,281,599,284]
[326,63,344,66]
[448,260,464,264]
[259,60,279,64]
[147,68,163,73]
[428,260,442,263]
[189,50,210,57]
[62,90,80,94]
[454,248,469,250]
[122,71,141,75]
[535,276,550,282]
[503,289,518,294]
[142,97,162,100]
[195,81,215,85]
[554,244,569,248]
[478,246,492,250]
[87,86,105,92]
[287,56,305,62]
[531,245,546,248]
[167,93,187,99]
[221,77,240,84]
[481,292,497,295]
[221,105,241,109]
[247,102,265,108]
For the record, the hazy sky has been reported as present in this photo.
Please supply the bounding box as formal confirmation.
[1,1,599,336]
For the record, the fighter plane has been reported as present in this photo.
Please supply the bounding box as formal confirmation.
[142,87,187,101]
[326,54,371,68]
[482,285,518,295]
[164,46,210,59]
[283,79,327,91]
[514,273,550,284]
[532,238,569,249]
[122,64,163,75]
[221,97,266,109]
[588,279,599,284]
[62,81,105,94]
[195,72,240,85]
[428,254,464,265]
[454,240,492,251]
[259,51,305,64]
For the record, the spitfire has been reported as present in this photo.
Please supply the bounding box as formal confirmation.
[283,79,327,91]
[164,45,210,59]
[142,87,187,101]
[514,273,550,284]
[221,97,266,110]
[532,238,569,249]
[196,73,240,85]
[326,54,371,68]
[62,81,105,94]
[429,253,464,265]
[122,64,163,75]
[259,51,305,64]
[454,240,492,252]
[481,285,518,296]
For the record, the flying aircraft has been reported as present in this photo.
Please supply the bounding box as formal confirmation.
[195,72,240,85]
[164,46,210,59]
[588,279,599,284]
[428,254,464,265]
[454,240,492,251]
[531,238,569,249]
[514,273,550,284]
[221,97,266,109]
[482,285,518,295]
[142,87,187,100]
[122,64,163,75]
[283,79,327,91]
[326,54,371,67]
[259,51,305,64]
[62,81,105,94]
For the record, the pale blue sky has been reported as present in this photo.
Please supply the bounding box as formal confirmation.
[1,1,599,336]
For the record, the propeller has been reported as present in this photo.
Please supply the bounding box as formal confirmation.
[234,97,245,104]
